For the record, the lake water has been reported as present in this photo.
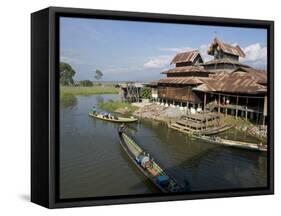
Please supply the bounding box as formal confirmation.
[60,94,267,199]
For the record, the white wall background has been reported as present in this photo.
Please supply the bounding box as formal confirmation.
[0,0,279,214]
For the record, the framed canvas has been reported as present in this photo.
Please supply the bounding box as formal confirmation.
[31,6,274,208]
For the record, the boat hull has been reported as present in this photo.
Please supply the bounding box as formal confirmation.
[193,135,267,152]
[89,112,138,123]
[118,133,167,193]
[168,122,232,135]
[118,130,185,193]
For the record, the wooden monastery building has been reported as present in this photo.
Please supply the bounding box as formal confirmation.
[148,38,267,125]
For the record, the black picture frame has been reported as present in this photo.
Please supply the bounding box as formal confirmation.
[31,6,274,208]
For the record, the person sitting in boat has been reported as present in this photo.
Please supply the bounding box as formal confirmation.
[92,106,97,115]
[102,112,109,119]
[119,124,126,133]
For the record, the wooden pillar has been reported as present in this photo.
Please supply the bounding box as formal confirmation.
[218,93,221,114]
[263,96,267,126]
[235,95,239,119]
[256,98,260,125]
[204,92,206,112]
[245,97,248,121]
[262,115,266,126]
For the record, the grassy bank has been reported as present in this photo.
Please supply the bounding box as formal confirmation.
[60,86,119,95]
[223,115,253,127]
[60,85,119,106]
[60,92,77,107]
[99,100,138,115]
[222,115,267,142]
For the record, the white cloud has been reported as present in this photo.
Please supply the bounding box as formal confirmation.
[143,55,172,69]
[158,43,267,68]
[159,47,194,52]
[198,44,213,62]
[143,44,212,69]
[60,48,85,65]
[241,43,267,67]
[103,66,145,74]
[158,44,213,63]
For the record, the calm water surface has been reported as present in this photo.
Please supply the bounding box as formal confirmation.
[60,94,267,199]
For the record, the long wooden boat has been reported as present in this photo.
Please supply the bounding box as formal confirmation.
[118,126,189,193]
[193,135,267,152]
[88,112,138,123]
[168,122,232,136]
[195,125,233,136]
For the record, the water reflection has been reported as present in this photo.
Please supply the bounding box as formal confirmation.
[60,93,77,108]
[60,94,267,199]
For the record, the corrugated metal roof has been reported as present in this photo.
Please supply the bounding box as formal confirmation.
[161,65,212,74]
[203,59,250,67]
[158,77,206,85]
[207,37,246,57]
[231,67,267,83]
[170,50,202,64]
[193,67,267,94]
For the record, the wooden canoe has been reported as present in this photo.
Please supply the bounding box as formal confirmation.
[193,135,267,152]
[88,112,138,123]
[118,126,189,193]
[168,122,232,136]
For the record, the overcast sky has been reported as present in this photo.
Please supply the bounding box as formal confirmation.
[60,17,267,82]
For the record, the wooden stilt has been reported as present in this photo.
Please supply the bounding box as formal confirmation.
[256,99,260,125]
[218,93,221,114]
[204,92,206,112]
[235,95,239,119]
[263,96,267,126]
[245,97,248,121]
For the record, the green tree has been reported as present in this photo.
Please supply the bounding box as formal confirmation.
[60,62,76,85]
[94,69,103,81]
[80,80,93,87]
[140,87,152,99]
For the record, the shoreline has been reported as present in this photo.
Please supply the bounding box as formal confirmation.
[132,103,267,143]
[60,86,119,106]
[60,85,119,95]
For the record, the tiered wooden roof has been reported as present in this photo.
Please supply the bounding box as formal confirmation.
[158,77,205,85]
[170,50,203,65]
[161,65,211,74]
[152,38,267,96]
[193,67,267,94]
[203,59,250,67]
[207,37,246,57]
